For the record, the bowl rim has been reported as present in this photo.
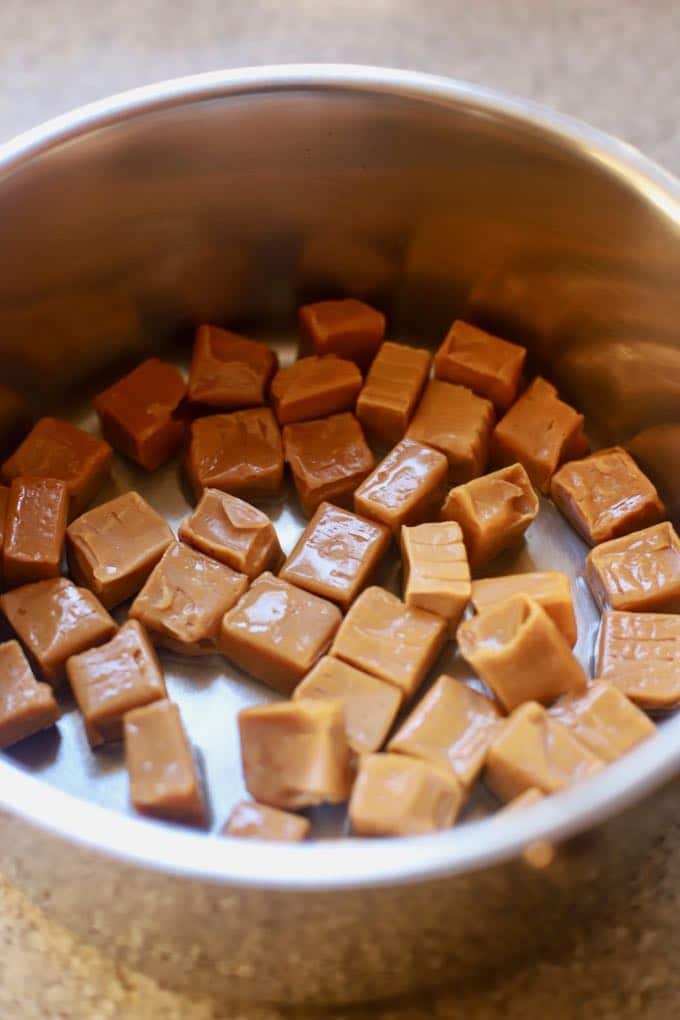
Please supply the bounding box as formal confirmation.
[0,63,679,892]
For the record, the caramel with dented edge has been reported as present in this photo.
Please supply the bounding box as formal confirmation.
[271,355,362,425]
[471,572,577,647]
[434,320,526,412]
[457,594,586,711]
[585,521,680,613]
[223,801,310,842]
[178,488,283,579]
[185,408,284,500]
[356,342,431,445]
[400,521,471,634]
[298,298,385,369]
[597,610,680,709]
[354,438,448,537]
[0,640,60,749]
[406,380,495,484]
[3,477,68,588]
[550,681,655,763]
[188,325,277,408]
[349,753,463,837]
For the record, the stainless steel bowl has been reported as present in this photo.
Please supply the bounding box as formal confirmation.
[0,65,679,1006]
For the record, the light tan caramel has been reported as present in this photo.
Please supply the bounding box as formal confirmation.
[67,491,174,609]
[223,800,310,841]
[471,572,577,647]
[293,655,403,754]
[220,573,342,695]
[298,298,385,369]
[124,700,207,827]
[280,502,390,610]
[271,355,362,425]
[178,488,283,579]
[440,463,539,568]
[406,380,495,484]
[185,408,284,500]
[349,752,463,836]
[130,542,247,656]
[498,787,545,813]
[586,521,680,613]
[550,446,665,546]
[354,438,449,536]
[550,681,655,763]
[485,701,603,801]
[457,594,586,711]
[356,342,431,444]
[238,699,352,809]
[597,610,680,709]
[66,620,166,747]
[389,674,501,786]
[188,325,277,408]
[331,586,447,699]
[0,640,59,749]
[400,521,471,634]
[434,320,526,412]
[3,477,68,588]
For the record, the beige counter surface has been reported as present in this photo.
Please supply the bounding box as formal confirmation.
[1,1,679,1017]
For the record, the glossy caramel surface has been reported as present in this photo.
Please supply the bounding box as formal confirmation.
[355,341,431,444]
[0,639,59,749]
[597,610,680,709]
[188,325,278,408]
[550,681,655,763]
[354,438,448,536]
[298,298,385,368]
[434,320,526,412]
[3,477,68,588]
[223,800,310,841]
[271,355,361,424]
[406,379,495,484]
[186,407,284,499]
[586,521,680,613]
[179,487,282,578]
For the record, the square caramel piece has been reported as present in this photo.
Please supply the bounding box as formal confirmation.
[597,610,680,709]
[550,446,665,546]
[283,413,375,518]
[349,752,463,836]
[389,674,501,787]
[3,477,68,588]
[440,462,539,569]
[491,377,588,493]
[270,355,362,425]
[66,620,166,747]
[124,700,208,827]
[178,488,283,579]
[550,681,655,763]
[400,521,471,634]
[485,701,603,802]
[220,573,342,695]
[94,358,187,471]
[280,502,390,610]
[298,298,385,369]
[434,320,526,412]
[457,594,586,711]
[471,572,577,647]
[223,801,310,842]
[356,341,431,445]
[186,408,284,500]
[0,578,116,685]
[0,639,59,749]
[188,324,278,408]
[406,380,495,484]
[67,491,174,609]
[354,438,448,537]
[331,586,447,699]
[2,418,112,518]
[130,542,247,656]
[293,655,402,754]
[238,699,352,809]
[0,484,8,584]
[585,521,680,613]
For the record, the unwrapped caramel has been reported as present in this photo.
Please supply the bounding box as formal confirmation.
[354,438,448,536]
[356,342,431,445]
[178,488,283,579]
[471,572,577,647]
[586,521,680,613]
[597,610,680,709]
[400,521,471,634]
[406,380,495,484]
[349,753,463,836]
[186,408,284,500]
[298,298,385,369]
[271,355,361,424]
[550,681,655,763]
[223,800,310,841]
[434,320,526,412]
[3,477,68,588]
[188,325,277,408]
[0,640,60,748]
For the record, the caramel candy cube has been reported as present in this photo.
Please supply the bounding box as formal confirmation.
[293,655,402,754]
[283,413,375,518]
[597,610,680,709]
[486,701,603,801]
[67,491,173,609]
[188,325,277,408]
[407,381,495,484]
[457,594,586,711]
[400,521,471,634]
[238,699,352,809]
[298,298,385,369]
[585,521,680,613]
[434,320,526,412]
[471,572,577,647]
[223,801,310,841]
[0,484,8,585]
[130,542,247,656]
[94,358,186,471]
[550,446,665,547]
[3,477,68,588]
[354,438,448,537]
[349,753,463,836]
[440,463,538,568]
[280,502,390,610]
[124,700,207,826]
[220,573,342,695]
[186,408,284,500]
[271,355,362,425]
[0,578,116,685]
[178,488,282,579]
[331,586,447,699]
[66,620,166,747]
[0,640,59,748]
[498,787,544,813]
[356,342,431,445]
[550,681,655,763]
[2,418,112,518]
[389,674,500,786]
[491,377,588,493]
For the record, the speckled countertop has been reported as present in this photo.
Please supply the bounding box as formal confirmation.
[1,2,679,1017]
